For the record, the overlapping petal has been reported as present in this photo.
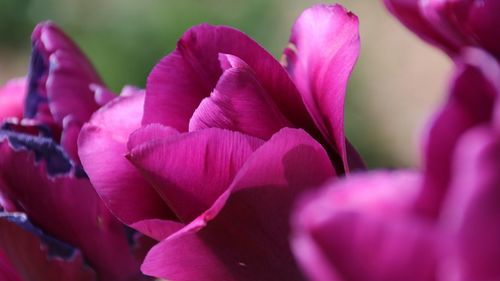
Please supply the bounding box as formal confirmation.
[26,22,103,124]
[284,4,360,171]
[128,127,264,222]
[384,0,500,59]
[291,171,439,281]
[0,212,96,281]
[418,48,499,217]
[141,128,335,281]
[189,54,292,139]
[144,24,315,134]
[0,131,141,280]
[441,128,500,281]
[78,91,175,237]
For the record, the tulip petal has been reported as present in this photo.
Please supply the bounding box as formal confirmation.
[128,128,264,222]
[0,78,26,122]
[418,48,499,217]
[144,24,315,134]
[189,54,292,139]
[421,0,500,60]
[0,132,141,281]
[461,0,500,59]
[127,123,179,151]
[90,84,116,106]
[292,171,439,281]
[79,93,175,234]
[0,249,23,281]
[442,128,500,281]
[26,22,103,124]
[141,128,335,281]
[130,219,184,242]
[0,212,96,281]
[284,4,360,172]
[60,115,82,164]
[383,0,460,54]
[0,129,72,176]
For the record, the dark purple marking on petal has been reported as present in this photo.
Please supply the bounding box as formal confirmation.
[25,47,49,120]
[0,212,77,260]
[1,121,53,139]
[0,130,72,176]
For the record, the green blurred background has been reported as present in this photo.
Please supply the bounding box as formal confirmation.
[0,0,450,168]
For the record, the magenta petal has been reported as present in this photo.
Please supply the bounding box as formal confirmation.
[141,128,335,281]
[284,4,360,171]
[0,249,23,281]
[441,128,500,281]
[0,212,96,281]
[90,84,115,106]
[383,0,460,55]
[189,54,292,139]
[130,219,184,242]
[460,0,500,59]
[27,22,103,124]
[0,134,140,281]
[60,115,82,164]
[127,123,179,151]
[418,48,499,217]
[128,128,264,222]
[144,24,314,133]
[78,93,175,231]
[292,171,439,281]
[0,78,26,122]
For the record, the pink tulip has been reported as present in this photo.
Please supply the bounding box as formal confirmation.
[0,22,148,281]
[292,48,500,281]
[79,4,362,280]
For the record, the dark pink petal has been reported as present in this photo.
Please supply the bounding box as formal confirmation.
[0,133,141,281]
[284,4,360,172]
[142,128,335,281]
[441,128,500,281]
[383,0,461,55]
[90,84,115,106]
[144,24,315,134]
[189,54,292,139]
[130,219,184,242]
[418,48,499,217]
[127,123,179,151]
[422,0,500,60]
[292,171,439,281]
[128,128,264,222]
[0,178,17,212]
[420,0,473,54]
[78,93,175,235]
[0,212,96,281]
[460,0,500,59]
[60,115,82,164]
[26,22,103,124]
[0,249,23,281]
[0,78,26,122]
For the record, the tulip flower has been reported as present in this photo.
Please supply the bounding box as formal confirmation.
[79,3,362,280]
[291,48,500,281]
[0,22,148,280]
[383,0,500,59]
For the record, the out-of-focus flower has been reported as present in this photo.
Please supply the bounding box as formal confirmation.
[291,48,500,281]
[383,0,500,59]
[79,3,360,280]
[0,22,148,281]
[0,78,26,122]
